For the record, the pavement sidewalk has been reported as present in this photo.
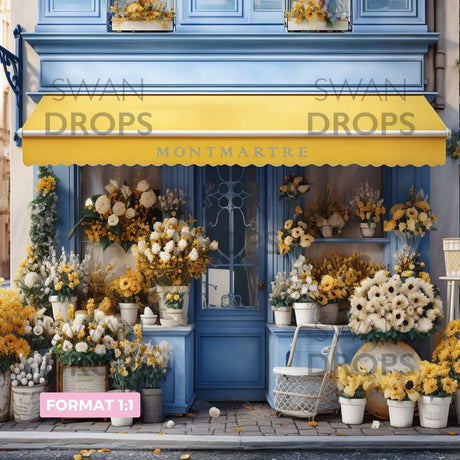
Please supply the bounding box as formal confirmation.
[0,401,459,451]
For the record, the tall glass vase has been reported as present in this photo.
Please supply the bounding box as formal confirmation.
[395,231,423,252]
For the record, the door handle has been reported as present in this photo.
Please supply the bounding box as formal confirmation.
[258,282,264,291]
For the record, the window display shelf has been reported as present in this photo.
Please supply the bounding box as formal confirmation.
[313,238,390,244]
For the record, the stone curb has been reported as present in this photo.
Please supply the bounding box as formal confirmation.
[1,432,460,450]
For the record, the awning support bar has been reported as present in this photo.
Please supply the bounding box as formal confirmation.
[0,24,23,146]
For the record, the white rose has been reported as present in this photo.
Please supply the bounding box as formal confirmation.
[153,221,162,231]
[178,239,188,251]
[125,207,136,219]
[140,190,156,208]
[121,185,132,200]
[150,231,160,241]
[62,340,73,352]
[75,342,88,353]
[112,201,126,217]
[51,334,60,346]
[209,240,219,251]
[93,309,106,323]
[24,272,40,288]
[160,251,171,263]
[105,179,118,194]
[84,197,93,208]
[164,240,175,254]
[108,214,119,226]
[189,248,199,262]
[95,195,111,215]
[94,344,107,355]
[25,325,32,335]
[102,335,115,350]
[106,316,122,334]
[136,179,150,192]
[61,323,73,339]
[90,325,105,343]
[166,229,176,239]
[151,243,161,255]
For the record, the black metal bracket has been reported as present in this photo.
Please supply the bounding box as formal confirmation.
[0,25,23,146]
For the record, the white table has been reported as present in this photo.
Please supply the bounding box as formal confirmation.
[439,276,460,323]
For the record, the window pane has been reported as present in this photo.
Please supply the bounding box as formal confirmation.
[366,0,410,11]
[194,0,237,11]
[253,0,283,11]
[52,0,93,11]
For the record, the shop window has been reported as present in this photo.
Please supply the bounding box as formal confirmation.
[365,0,411,11]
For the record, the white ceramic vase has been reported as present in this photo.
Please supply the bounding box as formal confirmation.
[318,303,339,324]
[119,302,139,326]
[339,397,366,425]
[359,222,376,238]
[418,395,452,428]
[272,306,293,327]
[386,399,415,428]
[108,390,135,427]
[50,295,77,321]
[293,302,317,325]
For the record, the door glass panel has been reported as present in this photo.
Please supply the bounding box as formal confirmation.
[52,0,93,11]
[253,0,283,11]
[366,0,410,11]
[202,166,259,310]
[194,0,238,11]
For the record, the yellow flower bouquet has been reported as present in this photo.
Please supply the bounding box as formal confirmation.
[164,288,184,310]
[277,206,315,255]
[316,274,347,306]
[376,368,421,402]
[331,363,376,399]
[279,173,311,200]
[432,319,460,383]
[418,361,458,397]
[110,269,147,304]
[383,186,436,248]
[0,281,35,373]
[110,0,176,25]
[133,217,218,287]
[349,182,385,226]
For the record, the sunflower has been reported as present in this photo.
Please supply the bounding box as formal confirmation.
[423,378,438,395]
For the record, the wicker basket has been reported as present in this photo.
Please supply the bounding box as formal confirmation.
[273,324,341,419]
[443,238,460,277]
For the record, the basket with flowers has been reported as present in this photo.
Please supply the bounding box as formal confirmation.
[348,270,443,343]
[307,185,349,238]
[70,178,161,253]
[383,186,436,249]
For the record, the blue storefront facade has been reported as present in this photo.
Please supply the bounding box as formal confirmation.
[7,0,459,413]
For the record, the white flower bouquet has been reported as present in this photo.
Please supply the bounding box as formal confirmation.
[269,272,292,309]
[287,255,319,303]
[51,298,122,367]
[133,217,218,287]
[349,270,443,342]
[10,352,54,387]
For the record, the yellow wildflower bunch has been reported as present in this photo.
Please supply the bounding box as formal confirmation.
[349,182,385,225]
[316,274,347,306]
[111,269,147,304]
[285,0,329,24]
[330,363,376,399]
[376,368,421,401]
[164,287,184,310]
[432,320,460,382]
[277,206,315,255]
[111,0,176,23]
[134,217,218,287]
[418,360,458,397]
[0,282,35,373]
[36,175,57,195]
[383,186,436,237]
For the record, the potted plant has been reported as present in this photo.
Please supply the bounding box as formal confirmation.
[376,368,421,428]
[23,307,56,354]
[349,182,385,238]
[331,363,376,425]
[287,256,319,325]
[418,360,458,428]
[138,338,170,423]
[44,247,90,321]
[51,298,121,393]
[432,319,460,424]
[10,352,54,422]
[307,185,349,238]
[0,281,36,421]
[315,274,347,324]
[269,272,293,327]
[157,188,186,219]
[162,287,185,327]
[110,0,176,32]
[384,186,436,250]
[110,269,147,326]
[108,324,144,426]
[277,211,315,256]
[134,217,218,324]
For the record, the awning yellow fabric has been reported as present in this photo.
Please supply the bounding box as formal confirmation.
[22,94,447,167]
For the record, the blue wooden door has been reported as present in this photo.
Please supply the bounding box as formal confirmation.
[195,166,267,401]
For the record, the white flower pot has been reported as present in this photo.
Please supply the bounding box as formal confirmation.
[339,397,366,425]
[456,389,460,425]
[273,306,293,327]
[118,303,139,326]
[320,225,333,238]
[318,303,339,324]
[418,395,452,428]
[293,302,317,325]
[50,295,77,321]
[108,390,135,426]
[360,222,376,238]
[165,309,184,322]
[156,285,190,325]
[12,383,46,422]
[386,399,415,428]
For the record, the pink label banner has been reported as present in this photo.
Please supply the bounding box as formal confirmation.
[40,392,141,418]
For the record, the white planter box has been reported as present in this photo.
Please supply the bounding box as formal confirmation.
[112,19,174,32]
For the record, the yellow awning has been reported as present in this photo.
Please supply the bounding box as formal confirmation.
[22,94,447,167]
